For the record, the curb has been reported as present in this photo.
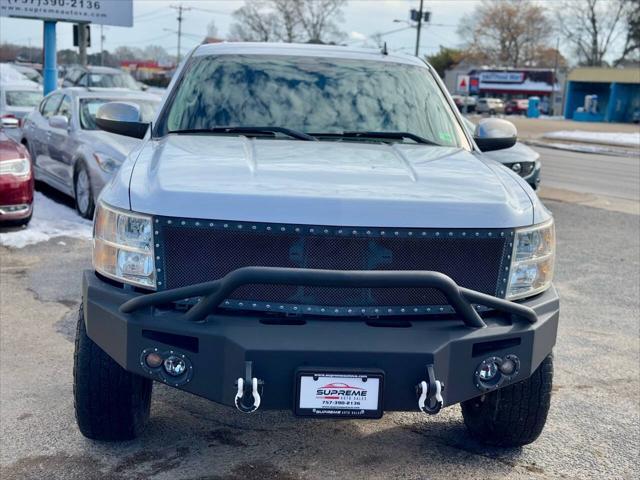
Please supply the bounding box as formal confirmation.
[522,139,638,157]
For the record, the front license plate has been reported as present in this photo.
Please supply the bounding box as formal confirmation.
[295,371,384,419]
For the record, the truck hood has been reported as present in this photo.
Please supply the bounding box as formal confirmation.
[125,135,535,228]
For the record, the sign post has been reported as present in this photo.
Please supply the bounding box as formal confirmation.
[42,21,57,95]
[456,74,470,115]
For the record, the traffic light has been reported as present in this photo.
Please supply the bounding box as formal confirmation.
[410,9,431,22]
[73,24,91,48]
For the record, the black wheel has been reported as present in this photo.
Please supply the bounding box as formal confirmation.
[489,109,496,115]
[74,162,95,219]
[74,303,152,441]
[461,354,553,447]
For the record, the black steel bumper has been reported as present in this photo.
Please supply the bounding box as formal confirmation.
[82,268,559,412]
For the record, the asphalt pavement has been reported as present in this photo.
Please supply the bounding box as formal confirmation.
[533,146,640,202]
[1,150,639,479]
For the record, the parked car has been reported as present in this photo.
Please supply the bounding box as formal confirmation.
[505,99,529,115]
[0,77,42,142]
[74,43,558,448]
[62,65,142,91]
[451,94,476,113]
[11,64,43,85]
[476,97,505,115]
[0,127,34,226]
[462,117,540,189]
[21,88,160,218]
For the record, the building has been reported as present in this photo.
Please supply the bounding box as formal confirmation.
[445,66,566,115]
[120,60,174,82]
[563,67,640,123]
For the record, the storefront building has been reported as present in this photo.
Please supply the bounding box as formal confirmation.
[563,68,640,123]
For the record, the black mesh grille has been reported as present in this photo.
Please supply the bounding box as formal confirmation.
[157,218,512,314]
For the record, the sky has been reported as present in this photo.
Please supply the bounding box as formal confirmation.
[0,0,480,59]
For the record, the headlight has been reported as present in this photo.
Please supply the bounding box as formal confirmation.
[93,201,156,289]
[93,153,121,173]
[0,158,30,177]
[506,219,555,300]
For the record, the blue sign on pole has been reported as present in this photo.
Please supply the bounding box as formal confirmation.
[43,21,57,96]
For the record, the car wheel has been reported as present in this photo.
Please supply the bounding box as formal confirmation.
[74,303,152,440]
[489,109,496,115]
[461,354,553,447]
[74,162,95,219]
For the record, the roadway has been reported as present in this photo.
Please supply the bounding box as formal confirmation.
[533,146,640,202]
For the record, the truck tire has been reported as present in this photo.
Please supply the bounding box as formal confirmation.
[73,303,152,441]
[461,354,553,447]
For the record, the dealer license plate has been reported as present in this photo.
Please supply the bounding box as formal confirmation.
[295,371,384,418]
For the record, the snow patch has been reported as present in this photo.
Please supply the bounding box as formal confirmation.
[0,192,92,248]
[543,130,640,148]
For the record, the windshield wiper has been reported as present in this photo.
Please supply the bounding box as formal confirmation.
[309,131,441,146]
[167,126,317,141]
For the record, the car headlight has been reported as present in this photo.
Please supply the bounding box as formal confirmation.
[506,219,555,300]
[93,201,156,289]
[93,153,121,173]
[0,158,31,177]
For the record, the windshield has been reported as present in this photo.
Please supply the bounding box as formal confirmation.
[88,72,140,90]
[80,98,159,130]
[5,90,42,107]
[160,55,463,146]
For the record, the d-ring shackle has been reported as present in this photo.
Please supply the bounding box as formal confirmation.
[234,361,263,413]
[417,364,444,415]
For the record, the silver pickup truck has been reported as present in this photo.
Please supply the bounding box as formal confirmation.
[74,43,558,447]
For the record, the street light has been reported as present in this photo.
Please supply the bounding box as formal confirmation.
[393,19,416,28]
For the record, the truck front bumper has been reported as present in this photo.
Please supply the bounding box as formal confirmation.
[82,269,559,413]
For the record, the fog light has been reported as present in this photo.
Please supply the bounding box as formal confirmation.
[499,358,516,375]
[145,352,163,368]
[511,163,522,173]
[163,355,187,376]
[478,360,498,381]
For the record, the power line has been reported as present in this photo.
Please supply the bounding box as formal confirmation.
[189,6,231,16]
[135,11,174,23]
[135,9,171,20]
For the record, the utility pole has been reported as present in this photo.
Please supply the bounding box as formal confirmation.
[170,4,191,65]
[100,25,105,66]
[550,37,560,116]
[78,23,88,66]
[415,0,424,57]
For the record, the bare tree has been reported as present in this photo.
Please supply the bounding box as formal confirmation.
[614,0,640,65]
[206,20,219,39]
[294,0,346,44]
[555,0,626,66]
[229,0,346,44]
[229,1,281,42]
[458,0,553,67]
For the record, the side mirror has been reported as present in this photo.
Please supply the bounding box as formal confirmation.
[474,118,517,152]
[49,115,69,130]
[0,117,19,129]
[95,102,149,139]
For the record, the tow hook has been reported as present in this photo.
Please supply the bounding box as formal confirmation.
[416,364,444,415]
[234,361,263,413]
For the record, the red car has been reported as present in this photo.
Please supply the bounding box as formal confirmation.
[0,127,34,226]
[505,99,529,115]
